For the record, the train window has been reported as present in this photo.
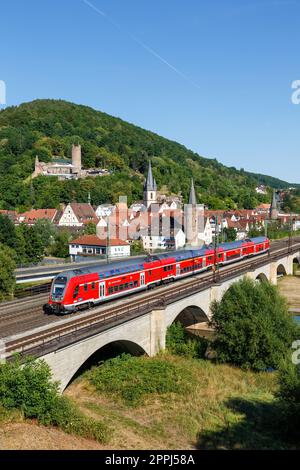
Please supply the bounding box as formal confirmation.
[84,284,88,292]
[119,285,124,291]
[73,285,79,299]
[134,281,138,287]
[125,283,129,289]
[114,286,119,293]
[149,270,152,276]
[129,282,133,288]
[108,287,113,295]
[91,282,95,290]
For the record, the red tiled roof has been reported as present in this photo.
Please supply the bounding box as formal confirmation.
[22,209,57,223]
[70,203,97,220]
[70,235,129,246]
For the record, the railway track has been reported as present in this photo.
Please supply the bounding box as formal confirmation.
[2,240,300,360]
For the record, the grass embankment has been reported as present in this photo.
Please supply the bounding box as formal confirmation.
[65,353,291,450]
[0,353,298,449]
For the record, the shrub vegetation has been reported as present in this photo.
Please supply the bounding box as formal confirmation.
[166,322,208,358]
[0,356,111,443]
[210,278,299,370]
[87,353,194,406]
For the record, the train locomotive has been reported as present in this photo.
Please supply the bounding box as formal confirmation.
[45,236,270,315]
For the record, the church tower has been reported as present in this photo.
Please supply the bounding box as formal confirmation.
[270,189,279,220]
[186,178,200,246]
[143,160,157,208]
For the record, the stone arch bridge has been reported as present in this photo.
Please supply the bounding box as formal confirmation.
[5,248,300,392]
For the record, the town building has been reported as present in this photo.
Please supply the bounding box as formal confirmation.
[19,209,57,225]
[69,235,130,261]
[57,203,98,227]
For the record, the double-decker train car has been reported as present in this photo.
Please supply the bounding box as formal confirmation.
[45,236,269,315]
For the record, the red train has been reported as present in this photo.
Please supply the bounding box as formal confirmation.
[45,236,270,315]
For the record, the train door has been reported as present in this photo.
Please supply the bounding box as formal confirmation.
[176,264,180,276]
[99,282,105,299]
[140,272,145,287]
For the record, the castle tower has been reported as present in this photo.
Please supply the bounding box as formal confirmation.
[32,155,43,178]
[143,160,157,208]
[270,189,279,220]
[72,144,82,174]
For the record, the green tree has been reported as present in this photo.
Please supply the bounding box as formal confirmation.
[0,215,18,250]
[34,219,56,253]
[224,227,237,242]
[210,278,299,370]
[50,231,70,258]
[16,224,45,263]
[130,240,145,255]
[83,222,96,235]
[0,243,16,300]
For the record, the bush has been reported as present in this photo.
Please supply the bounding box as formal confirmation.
[0,356,59,419]
[43,396,110,443]
[210,278,299,370]
[275,359,300,441]
[0,356,111,443]
[278,360,300,404]
[87,353,193,406]
[166,322,208,358]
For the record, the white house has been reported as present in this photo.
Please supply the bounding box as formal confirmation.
[141,229,186,252]
[198,217,213,245]
[69,235,130,261]
[58,203,98,227]
[141,235,167,252]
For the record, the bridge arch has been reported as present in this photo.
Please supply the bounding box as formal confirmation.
[293,256,300,274]
[277,264,287,278]
[167,304,209,329]
[256,272,269,283]
[57,338,148,392]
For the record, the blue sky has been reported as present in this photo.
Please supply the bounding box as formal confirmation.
[1,0,300,182]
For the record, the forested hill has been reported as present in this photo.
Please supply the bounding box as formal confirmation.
[0,99,285,211]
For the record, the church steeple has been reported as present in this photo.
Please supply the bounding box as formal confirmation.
[189,178,197,205]
[144,160,157,208]
[270,189,279,220]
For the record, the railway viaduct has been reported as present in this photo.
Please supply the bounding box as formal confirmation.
[3,246,300,392]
